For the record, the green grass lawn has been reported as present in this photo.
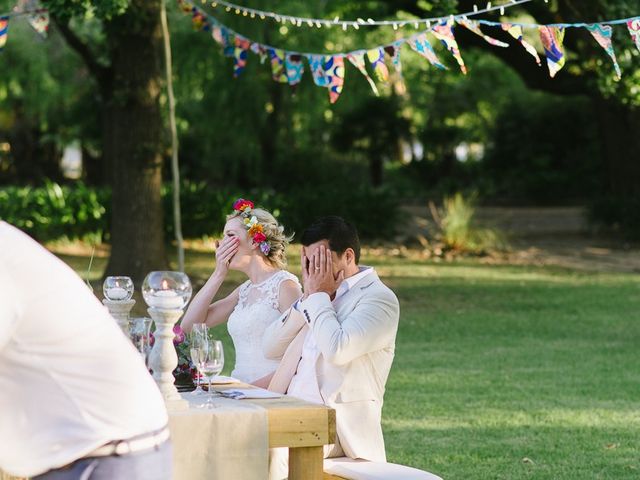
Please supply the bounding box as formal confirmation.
[57,246,640,479]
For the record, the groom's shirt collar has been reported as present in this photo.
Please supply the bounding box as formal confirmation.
[335,266,374,301]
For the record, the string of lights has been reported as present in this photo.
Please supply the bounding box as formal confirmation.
[203,0,534,31]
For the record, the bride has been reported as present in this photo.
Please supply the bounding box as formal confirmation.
[181,199,301,385]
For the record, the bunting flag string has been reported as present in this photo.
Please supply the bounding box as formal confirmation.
[176,0,640,103]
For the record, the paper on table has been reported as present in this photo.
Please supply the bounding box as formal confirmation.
[221,388,282,399]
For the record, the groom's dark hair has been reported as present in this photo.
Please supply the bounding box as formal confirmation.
[301,216,361,264]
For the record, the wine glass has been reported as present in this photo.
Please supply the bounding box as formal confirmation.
[189,324,209,396]
[201,340,224,409]
[130,317,152,365]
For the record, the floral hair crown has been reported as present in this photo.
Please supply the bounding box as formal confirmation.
[232,198,271,256]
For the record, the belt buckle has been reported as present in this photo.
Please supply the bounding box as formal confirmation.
[113,439,131,456]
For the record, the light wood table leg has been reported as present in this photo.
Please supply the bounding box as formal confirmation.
[289,446,323,480]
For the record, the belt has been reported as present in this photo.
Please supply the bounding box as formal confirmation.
[85,426,170,458]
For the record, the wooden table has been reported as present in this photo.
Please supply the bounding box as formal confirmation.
[1,383,336,480]
[215,383,336,480]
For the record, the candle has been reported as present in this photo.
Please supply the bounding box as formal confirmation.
[106,287,128,301]
[147,290,184,309]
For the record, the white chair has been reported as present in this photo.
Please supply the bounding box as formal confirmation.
[323,457,443,480]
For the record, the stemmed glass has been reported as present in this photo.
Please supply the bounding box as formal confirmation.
[201,340,224,409]
[130,317,152,365]
[189,324,209,396]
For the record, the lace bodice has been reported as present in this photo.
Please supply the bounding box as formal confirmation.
[227,270,300,383]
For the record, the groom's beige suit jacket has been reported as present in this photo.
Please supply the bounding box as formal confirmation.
[263,270,399,462]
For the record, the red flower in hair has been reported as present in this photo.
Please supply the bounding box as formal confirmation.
[253,232,267,244]
[233,198,254,213]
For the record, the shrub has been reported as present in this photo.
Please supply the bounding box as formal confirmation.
[1,180,400,243]
[431,192,505,253]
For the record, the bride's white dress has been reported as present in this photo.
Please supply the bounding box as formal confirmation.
[227,270,300,383]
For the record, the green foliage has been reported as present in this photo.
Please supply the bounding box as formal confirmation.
[435,192,505,252]
[0,181,108,241]
[0,180,400,242]
[165,181,400,241]
[483,93,603,203]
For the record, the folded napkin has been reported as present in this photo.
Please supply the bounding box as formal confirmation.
[221,388,282,400]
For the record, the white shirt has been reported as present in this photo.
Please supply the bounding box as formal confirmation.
[0,222,168,477]
[287,267,374,404]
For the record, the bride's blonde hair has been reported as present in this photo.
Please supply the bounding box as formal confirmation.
[227,206,292,270]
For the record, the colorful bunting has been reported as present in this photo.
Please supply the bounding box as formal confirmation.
[539,26,566,78]
[308,55,329,87]
[458,19,508,47]
[432,22,467,74]
[347,52,379,95]
[233,36,250,78]
[501,23,542,65]
[628,19,640,53]
[0,17,8,51]
[268,48,288,83]
[324,56,345,104]
[586,24,621,80]
[285,54,304,87]
[408,34,446,70]
[174,0,640,103]
[366,48,389,83]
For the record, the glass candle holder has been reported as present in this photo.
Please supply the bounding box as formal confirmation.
[103,276,134,302]
[142,271,192,310]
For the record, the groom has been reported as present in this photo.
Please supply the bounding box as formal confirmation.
[263,216,400,470]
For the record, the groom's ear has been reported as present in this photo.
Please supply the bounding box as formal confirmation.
[344,248,356,265]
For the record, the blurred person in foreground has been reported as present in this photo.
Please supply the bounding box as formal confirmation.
[0,221,171,480]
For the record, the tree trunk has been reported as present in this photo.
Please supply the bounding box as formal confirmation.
[103,0,168,282]
[594,99,640,196]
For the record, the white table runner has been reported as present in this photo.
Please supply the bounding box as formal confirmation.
[168,393,268,480]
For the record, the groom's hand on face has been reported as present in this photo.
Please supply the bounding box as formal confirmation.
[303,245,345,300]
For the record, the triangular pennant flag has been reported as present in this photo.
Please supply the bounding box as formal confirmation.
[211,25,234,57]
[268,48,288,83]
[190,8,210,32]
[586,24,621,80]
[366,48,389,83]
[539,26,566,78]
[177,0,193,14]
[233,36,250,78]
[458,19,508,47]
[628,18,640,53]
[308,55,330,87]
[250,43,268,64]
[347,52,379,96]
[27,11,49,37]
[408,34,447,70]
[432,22,467,74]
[324,56,345,104]
[285,54,304,87]
[384,44,403,76]
[501,23,541,65]
[0,17,9,51]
